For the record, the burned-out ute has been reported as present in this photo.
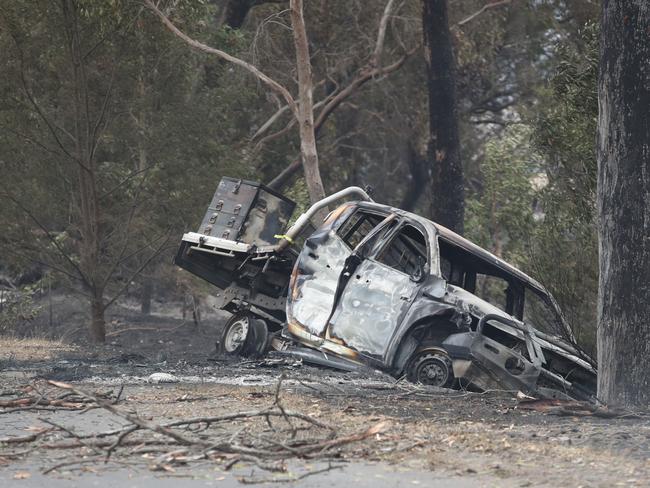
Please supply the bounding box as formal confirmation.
[175,177,597,401]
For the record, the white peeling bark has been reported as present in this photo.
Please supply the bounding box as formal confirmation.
[289,0,327,218]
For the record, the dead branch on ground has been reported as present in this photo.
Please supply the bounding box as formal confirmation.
[0,383,119,413]
[516,397,647,419]
[0,377,389,479]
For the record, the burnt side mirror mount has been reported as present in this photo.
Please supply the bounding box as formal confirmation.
[421,275,447,298]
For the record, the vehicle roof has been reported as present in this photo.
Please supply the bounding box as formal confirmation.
[355,201,548,293]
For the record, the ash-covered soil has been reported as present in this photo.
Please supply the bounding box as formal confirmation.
[2,304,650,487]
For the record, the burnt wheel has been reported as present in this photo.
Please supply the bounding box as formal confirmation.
[219,313,251,356]
[246,318,270,357]
[406,350,454,388]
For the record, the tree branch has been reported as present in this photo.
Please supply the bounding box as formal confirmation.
[2,127,67,160]
[314,46,418,132]
[257,0,399,148]
[266,0,417,190]
[2,247,88,288]
[9,32,78,164]
[0,193,90,288]
[455,0,512,28]
[370,0,396,67]
[144,0,297,117]
[266,44,418,190]
[251,104,292,141]
[103,232,171,310]
[100,172,150,289]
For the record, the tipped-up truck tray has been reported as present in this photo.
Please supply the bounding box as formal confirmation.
[174,177,297,321]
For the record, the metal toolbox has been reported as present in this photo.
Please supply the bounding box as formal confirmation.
[197,177,295,247]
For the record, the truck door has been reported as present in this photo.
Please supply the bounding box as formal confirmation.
[287,208,390,337]
[327,223,428,358]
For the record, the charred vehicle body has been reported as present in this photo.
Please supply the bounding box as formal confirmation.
[175,177,597,401]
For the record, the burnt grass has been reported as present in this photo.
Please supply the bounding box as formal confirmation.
[2,308,650,486]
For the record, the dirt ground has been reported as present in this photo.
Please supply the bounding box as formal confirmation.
[1,300,650,487]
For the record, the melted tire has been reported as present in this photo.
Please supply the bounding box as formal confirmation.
[242,318,270,358]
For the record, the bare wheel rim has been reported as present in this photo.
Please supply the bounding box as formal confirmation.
[224,317,249,353]
[417,356,450,386]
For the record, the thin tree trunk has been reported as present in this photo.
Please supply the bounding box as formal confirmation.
[137,33,152,318]
[48,275,53,328]
[65,0,105,343]
[141,279,152,315]
[137,30,148,173]
[289,0,327,218]
[90,291,106,343]
[597,0,650,408]
[400,141,428,211]
[422,0,464,233]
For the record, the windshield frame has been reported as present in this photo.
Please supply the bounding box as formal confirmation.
[523,283,576,343]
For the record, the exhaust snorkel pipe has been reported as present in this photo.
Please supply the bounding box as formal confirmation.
[275,186,373,251]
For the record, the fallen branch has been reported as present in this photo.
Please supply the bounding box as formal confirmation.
[239,462,345,484]
[517,398,644,419]
[42,457,104,475]
[47,380,204,446]
[0,384,118,414]
[0,429,53,445]
[4,378,391,479]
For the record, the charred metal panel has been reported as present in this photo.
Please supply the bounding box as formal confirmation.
[199,177,295,246]
[383,283,461,370]
[240,188,295,245]
[444,332,541,393]
[288,229,352,335]
[329,260,418,357]
[274,344,362,371]
[444,314,543,394]
[212,283,287,312]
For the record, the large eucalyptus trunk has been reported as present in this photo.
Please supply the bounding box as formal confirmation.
[597,0,650,408]
[422,0,464,233]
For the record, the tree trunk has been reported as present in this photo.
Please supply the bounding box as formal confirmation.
[400,141,428,211]
[90,292,106,343]
[597,0,650,408]
[289,0,327,218]
[422,0,464,233]
[221,0,255,29]
[65,0,106,343]
[141,278,152,315]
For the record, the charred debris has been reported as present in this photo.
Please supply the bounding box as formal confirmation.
[174,177,598,403]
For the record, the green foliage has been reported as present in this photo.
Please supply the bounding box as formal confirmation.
[465,125,541,267]
[0,288,42,334]
[529,24,599,353]
[466,25,599,353]
[0,0,262,332]
[534,24,599,223]
[283,178,311,227]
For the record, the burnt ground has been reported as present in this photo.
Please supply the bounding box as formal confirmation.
[1,299,650,487]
